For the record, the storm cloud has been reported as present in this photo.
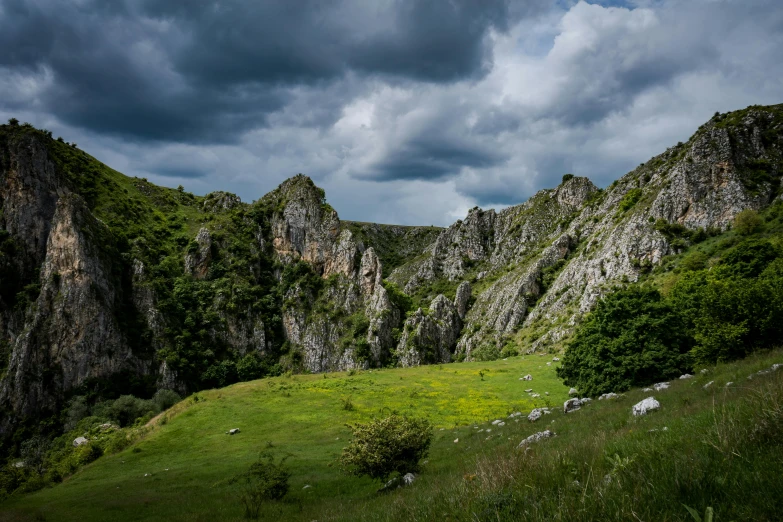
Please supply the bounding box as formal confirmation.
[1,0,782,225]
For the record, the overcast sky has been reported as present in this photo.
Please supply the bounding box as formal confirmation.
[2,0,782,225]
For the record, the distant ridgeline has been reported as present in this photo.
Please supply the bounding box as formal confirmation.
[0,104,782,446]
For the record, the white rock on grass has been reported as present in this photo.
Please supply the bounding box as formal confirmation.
[580,398,592,404]
[73,437,89,447]
[531,393,541,398]
[521,374,533,381]
[564,398,581,413]
[568,388,578,396]
[552,357,560,362]
[403,473,416,485]
[517,430,554,448]
[700,369,709,375]
[643,388,653,392]
[303,485,312,490]
[653,382,670,391]
[491,419,502,425]
[632,397,661,416]
[227,428,240,435]
[703,381,714,390]
[598,393,618,400]
[528,409,544,422]
[725,382,734,387]
[679,374,693,380]
[525,389,533,393]
[508,412,522,418]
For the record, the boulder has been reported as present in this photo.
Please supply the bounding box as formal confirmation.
[521,374,533,381]
[518,430,554,448]
[564,398,581,413]
[679,374,693,380]
[580,397,592,404]
[632,397,660,416]
[653,382,670,391]
[568,388,578,396]
[73,436,89,447]
[403,473,416,485]
[598,392,618,400]
[528,408,544,422]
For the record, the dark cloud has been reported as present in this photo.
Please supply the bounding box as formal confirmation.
[366,137,508,182]
[0,0,520,143]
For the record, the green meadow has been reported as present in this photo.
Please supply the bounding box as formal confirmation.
[0,356,569,521]
[4,350,783,521]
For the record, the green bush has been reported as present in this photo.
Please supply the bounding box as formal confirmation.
[670,259,783,363]
[152,389,181,412]
[557,287,693,396]
[235,452,291,519]
[734,209,763,235]
[340,414,432,482]
[618,188,643,213]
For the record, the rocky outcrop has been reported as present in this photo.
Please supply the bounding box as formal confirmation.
[184,227,212,278]
[0,194,149,431]
[390,105,783,358]
[396,286,470,366]
[1,103,782,443]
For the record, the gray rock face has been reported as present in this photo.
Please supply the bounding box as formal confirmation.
[184,227,212,279]
[386,108,783,358]
[632,397,661,416]
[0,191,150,432]
[397,294,462,366]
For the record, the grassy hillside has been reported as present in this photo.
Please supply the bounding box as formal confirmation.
[2,350,782,521]
[0,356,569,521]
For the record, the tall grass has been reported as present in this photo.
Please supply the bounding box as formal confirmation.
[341,351,783,521]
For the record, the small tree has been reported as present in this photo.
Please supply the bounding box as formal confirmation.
[733,209,762,236]
[339,414,432,482]
[557,286,693,396]
[7,118,18,126]
[236,452,291,519]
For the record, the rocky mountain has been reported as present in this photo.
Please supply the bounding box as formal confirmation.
[0,104,781,442]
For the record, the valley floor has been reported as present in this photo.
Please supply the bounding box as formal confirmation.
[2,350,782,521]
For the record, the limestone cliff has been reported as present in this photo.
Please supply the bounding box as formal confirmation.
[0,103,781,442]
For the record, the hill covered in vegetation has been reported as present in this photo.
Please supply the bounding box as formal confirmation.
[1,104,782,504]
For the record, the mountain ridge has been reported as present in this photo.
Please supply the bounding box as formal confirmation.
[0,103,781,444]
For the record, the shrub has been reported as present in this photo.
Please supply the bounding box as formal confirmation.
[734,209,763,235]
[340,414,432,482]
[557,286,693,396]
[618,188,643,213]
[720,238,778,278]
[562,173,575,183]
[235,452,291,519]
[670,259,783,364]
[152,389,181,412]
[236,354,265,382]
